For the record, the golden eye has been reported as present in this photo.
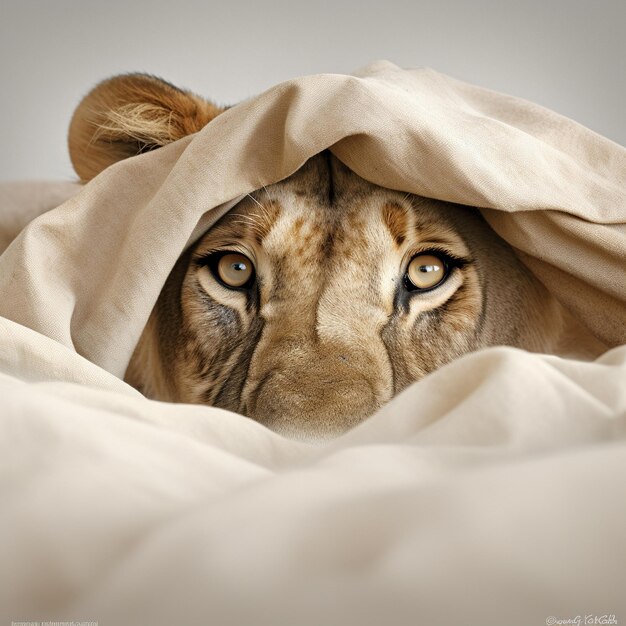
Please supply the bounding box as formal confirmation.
[406,254,447,290]
[216,253,254,288]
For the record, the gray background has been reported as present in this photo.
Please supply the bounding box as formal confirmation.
[1,0,624,182]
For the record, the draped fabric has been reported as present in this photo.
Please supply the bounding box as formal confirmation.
[1,62,625,625]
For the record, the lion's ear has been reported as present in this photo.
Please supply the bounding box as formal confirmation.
[68,73,225,181]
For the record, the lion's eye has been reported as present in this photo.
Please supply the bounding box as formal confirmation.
[215,253,255,288]
[406,254,447,291]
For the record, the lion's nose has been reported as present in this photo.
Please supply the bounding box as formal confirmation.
[248,361,382,440]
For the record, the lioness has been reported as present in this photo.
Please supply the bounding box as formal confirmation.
[69,74,599,439]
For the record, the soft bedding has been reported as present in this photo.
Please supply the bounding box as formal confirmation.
[1,61,625,625]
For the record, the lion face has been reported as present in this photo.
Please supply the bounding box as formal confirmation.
[126,152,562,438]
[70,73,565,439]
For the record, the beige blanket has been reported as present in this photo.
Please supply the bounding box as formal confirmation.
[1,61,625,625]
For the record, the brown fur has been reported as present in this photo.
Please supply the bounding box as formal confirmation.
[70,74,605,440]
[68,74,224,181]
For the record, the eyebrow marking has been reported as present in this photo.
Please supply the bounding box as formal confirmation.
[381,201,408,247]
[206,195,282,246]
[249,197,281,244]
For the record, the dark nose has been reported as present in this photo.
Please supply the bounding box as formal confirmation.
[248,358,381,440]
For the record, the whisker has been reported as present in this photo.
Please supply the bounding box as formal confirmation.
[262,184,276,205]
[246,193,266,212]
[229,218,265,236]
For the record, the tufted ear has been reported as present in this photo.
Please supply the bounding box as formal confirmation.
[68,73,225,181]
